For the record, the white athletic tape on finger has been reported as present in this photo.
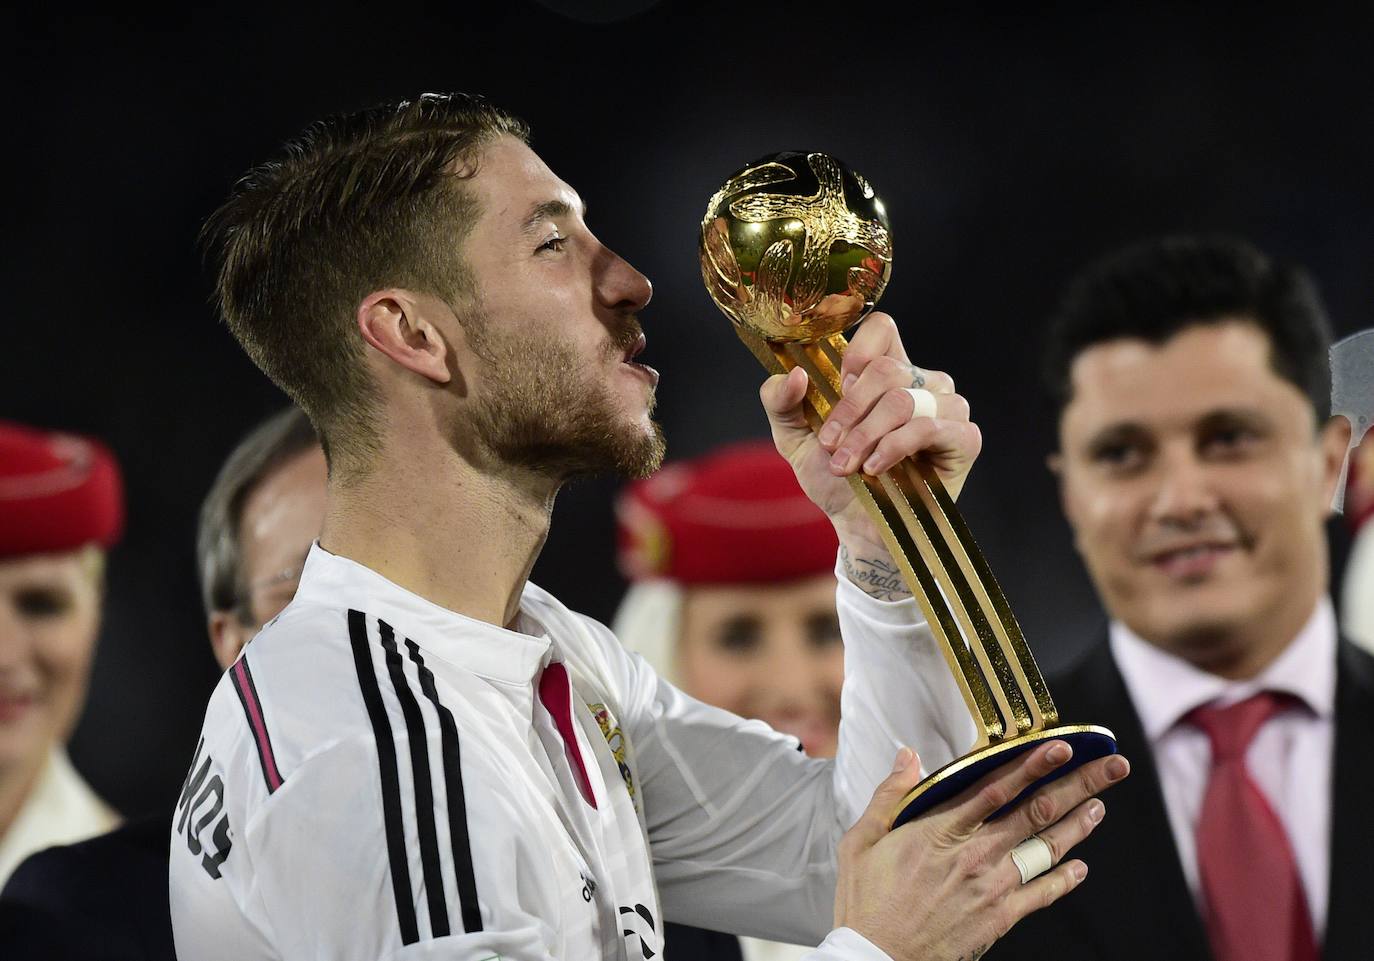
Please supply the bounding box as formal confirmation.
[904,387,938,421]
[1009,835,1053,885]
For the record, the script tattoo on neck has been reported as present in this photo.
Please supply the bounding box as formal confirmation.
[840,545,912,601]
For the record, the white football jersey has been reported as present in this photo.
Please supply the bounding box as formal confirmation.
[169,544,972,961]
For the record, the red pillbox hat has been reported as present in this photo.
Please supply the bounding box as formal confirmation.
[616,439,837,586]
[0,420,125,558]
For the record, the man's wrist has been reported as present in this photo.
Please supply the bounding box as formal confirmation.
[839,543,913,602]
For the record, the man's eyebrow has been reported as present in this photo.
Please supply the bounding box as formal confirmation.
[1195,407,1276,434]
[519,199,586,237]
[1083,421,1150,450]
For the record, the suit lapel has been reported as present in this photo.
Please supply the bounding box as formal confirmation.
[1320,639,1374,961]
[1051,642,1213,961]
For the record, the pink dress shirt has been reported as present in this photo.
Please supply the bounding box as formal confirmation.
[1108,600,1335,937]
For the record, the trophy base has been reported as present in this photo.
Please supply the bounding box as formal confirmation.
[890,724,1117,830]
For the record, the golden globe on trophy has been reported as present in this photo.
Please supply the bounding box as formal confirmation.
[698,152,1116,827]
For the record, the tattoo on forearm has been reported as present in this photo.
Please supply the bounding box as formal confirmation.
[840,545,912,601]
[955,948,989,961]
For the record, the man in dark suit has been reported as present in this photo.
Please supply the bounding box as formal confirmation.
[990,236,1366,961]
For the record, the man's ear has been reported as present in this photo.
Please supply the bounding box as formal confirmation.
[357,290,452,385]
[1046,450,1071,513]
[208,612,249,673]
[1046,447,1089,559]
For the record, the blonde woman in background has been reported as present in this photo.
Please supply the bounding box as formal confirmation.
[0,421,123,886]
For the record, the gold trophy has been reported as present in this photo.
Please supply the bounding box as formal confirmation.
[699,152,1116,827]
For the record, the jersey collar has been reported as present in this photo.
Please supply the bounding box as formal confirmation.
[293,541,553,685]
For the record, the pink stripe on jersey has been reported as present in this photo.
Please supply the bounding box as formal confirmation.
[538,662,597,809]
[233,658,284,792]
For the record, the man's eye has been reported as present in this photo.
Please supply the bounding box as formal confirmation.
[1090,442,1145,470]
[1202,426,1258,457]
[16,589,72,618]
[537,236,566,253]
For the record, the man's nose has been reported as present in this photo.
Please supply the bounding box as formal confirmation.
[594,245,652,314]
[1148,448,1221,523]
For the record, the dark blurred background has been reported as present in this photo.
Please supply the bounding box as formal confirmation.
[4,2,1372,820]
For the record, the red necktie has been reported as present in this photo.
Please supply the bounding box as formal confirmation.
[1188,692,1317,961]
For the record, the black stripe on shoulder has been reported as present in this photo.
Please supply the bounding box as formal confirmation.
[377,619,450,939]
[405,637,484,934]
[347,609,420,946]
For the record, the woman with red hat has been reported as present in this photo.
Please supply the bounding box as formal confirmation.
[615,440,844,759]
[0,421,124,886]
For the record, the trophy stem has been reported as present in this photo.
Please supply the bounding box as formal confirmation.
[734,326,1058,750]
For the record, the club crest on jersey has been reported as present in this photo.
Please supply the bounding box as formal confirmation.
[587,702,635,799]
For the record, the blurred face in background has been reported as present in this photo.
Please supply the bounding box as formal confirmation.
[1053,320,1349,678]
[208,447,328,670]
[0,547,102,777]
[676,574,843,757]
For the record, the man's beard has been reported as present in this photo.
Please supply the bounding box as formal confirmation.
[464,315,666,481]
